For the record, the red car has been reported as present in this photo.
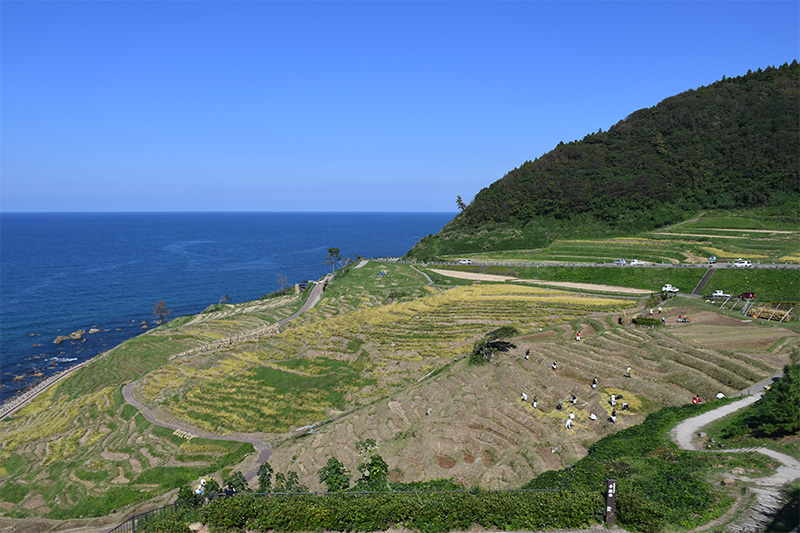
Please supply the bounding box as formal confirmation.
[737,292,755,299]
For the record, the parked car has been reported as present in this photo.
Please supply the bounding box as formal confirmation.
[662,284,680,293]
[733,259,752,268]
[612,259,627,265]
[458,259,473,265]
[711,290,730,298]
[629,259,642,266]
[737,292,756,299]
[708,256,717,264]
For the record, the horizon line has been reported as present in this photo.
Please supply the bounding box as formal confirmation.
[0,210,459,215]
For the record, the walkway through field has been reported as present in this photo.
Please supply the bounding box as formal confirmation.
[121,277,330,485]
[671,372,799,532]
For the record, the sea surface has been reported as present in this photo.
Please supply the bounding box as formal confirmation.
[0,212,452,404]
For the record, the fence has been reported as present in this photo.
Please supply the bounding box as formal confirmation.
[108,500,187,533]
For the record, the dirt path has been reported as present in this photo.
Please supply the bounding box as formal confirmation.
[653,232,747,239]
[427,269,651,294]
[671,373,800,532]
[119,277,330,487]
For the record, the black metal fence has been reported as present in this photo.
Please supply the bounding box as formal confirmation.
[107,500,187,533]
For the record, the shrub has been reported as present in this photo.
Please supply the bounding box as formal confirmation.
[631,317,660,327]
[199,490,602,532]
[616,487,668,532]
[319,457,350,492]
[719,364,800,438]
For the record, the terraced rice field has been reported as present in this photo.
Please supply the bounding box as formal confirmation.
[138,280,636,434]
[0,384,249,518]
[0,293,305,518]
[450,211,800,265]
[266,304,797,492]
[1,260,795,521]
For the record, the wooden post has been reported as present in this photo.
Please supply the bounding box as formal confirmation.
[605,478,617,526]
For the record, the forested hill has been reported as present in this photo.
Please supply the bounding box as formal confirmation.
[407,62,800,259]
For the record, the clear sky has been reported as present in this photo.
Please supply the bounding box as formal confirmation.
[2,1,798,213]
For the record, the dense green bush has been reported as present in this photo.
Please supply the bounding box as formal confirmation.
[524,399,736,531]
[631,317,660,327]
[718,364,800,438]
[616,488,668,532]
[198,490,602,533]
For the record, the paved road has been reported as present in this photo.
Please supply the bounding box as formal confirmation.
[671,372,800,532]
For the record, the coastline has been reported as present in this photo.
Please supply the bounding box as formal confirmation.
[0,275,330,422]
[1,212,453,406]
[0,359,91,420]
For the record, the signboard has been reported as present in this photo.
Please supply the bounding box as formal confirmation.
[606,478,616,525]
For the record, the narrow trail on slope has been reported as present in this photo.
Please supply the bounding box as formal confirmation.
[122,277,329,485]
[670,372,799,533]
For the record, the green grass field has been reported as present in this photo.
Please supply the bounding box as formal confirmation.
[441,210,799,265]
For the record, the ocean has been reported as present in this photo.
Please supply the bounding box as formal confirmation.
[0,212,452,404]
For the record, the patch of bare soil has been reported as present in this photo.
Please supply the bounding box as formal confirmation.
[682,250,707,263]
[436,456,456,469]
[536,446,562,471]
[670,322,796,355]
[521,280,652,294]
[100,451,129,461]
[517,330,557,341]
[0,517,114,533]
[653,232,745,239]
[20,494,48,512]
[428,269,512,282]
[427,268,652,294]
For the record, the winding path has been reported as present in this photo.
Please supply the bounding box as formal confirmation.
[670,373,800,532]
[123,276,329,485]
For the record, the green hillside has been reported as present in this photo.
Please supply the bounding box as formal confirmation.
[408,62,800,259]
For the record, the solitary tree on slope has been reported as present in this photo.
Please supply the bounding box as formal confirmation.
[153,300,171,325]
[325,247,342,274]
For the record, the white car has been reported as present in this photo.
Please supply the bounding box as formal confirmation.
[661,284,680,293]
[629,259,642,266]
[458,259,473,265]
[733,260,752,268]
[712,290,730,298]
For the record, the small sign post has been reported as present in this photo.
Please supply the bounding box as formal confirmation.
[606,478,616,526]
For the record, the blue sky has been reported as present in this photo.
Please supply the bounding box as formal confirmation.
[2,1,798,213]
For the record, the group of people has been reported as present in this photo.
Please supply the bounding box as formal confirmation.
[522,346,636,430]
[194,478,237,497]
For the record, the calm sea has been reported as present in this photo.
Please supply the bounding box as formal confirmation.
[0,212,452,404]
